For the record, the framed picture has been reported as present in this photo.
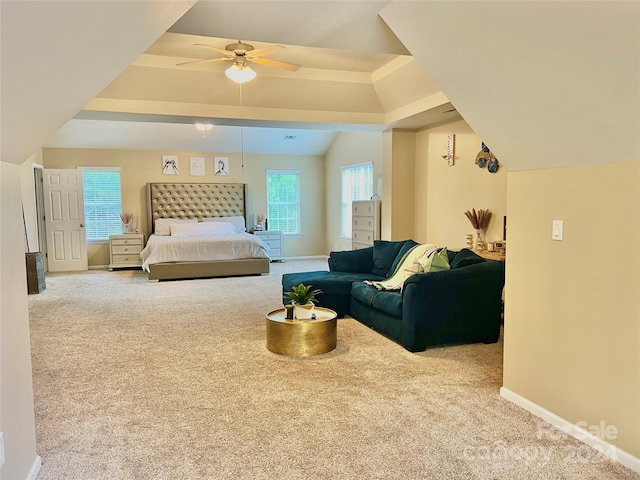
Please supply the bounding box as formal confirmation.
[214,156,229,176]
[162,155,179,175]
[190,156,205,176]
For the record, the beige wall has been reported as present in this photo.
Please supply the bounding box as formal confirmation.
[503,161,640,457]
[415,119,507,247]
[42,148,326,265]
[324,131,383,252]
[1,161,40,479]
[381,129,416,240]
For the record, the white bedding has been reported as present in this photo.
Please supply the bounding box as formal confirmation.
[140,232,270,272]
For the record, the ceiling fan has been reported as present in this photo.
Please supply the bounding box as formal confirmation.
[177,40,300,82]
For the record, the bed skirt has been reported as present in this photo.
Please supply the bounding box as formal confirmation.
[148,258,270,281]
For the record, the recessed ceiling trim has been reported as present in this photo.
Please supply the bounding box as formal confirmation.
[82,98,389,126]
[372,55,415,82]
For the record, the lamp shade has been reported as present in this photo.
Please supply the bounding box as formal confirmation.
[225,63,257,84]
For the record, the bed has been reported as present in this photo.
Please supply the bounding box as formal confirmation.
[141,182,270,281]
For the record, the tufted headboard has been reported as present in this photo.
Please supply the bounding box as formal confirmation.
[146,183,247,234]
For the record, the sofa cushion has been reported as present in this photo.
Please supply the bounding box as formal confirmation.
[388,239,419,277]
[283,270,385,318]
[328,247,374,273]
[351,282,403,318]
[371,240,407,277]
[283,271,383,296]
[450,248,486,269]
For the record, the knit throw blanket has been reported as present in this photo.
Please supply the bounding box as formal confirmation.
[365,244,448,291]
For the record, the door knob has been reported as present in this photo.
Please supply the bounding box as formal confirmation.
[80,223,84,227]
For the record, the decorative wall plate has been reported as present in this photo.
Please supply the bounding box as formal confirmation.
[487,155,500,173]
[475,152,489,168]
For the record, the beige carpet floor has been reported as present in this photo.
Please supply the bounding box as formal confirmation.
[28,259,638,480]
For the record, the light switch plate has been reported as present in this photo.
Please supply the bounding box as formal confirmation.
[552,220,563,240]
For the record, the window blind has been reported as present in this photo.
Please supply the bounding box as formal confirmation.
[341,163,373,238]
[81,168,122,241]
[266,170,300,235]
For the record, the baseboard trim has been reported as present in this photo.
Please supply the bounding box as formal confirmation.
[500,387,640,474]
[26,455,42,480]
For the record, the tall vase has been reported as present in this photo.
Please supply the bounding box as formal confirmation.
[475,229,487,251]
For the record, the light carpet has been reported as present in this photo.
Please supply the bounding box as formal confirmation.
[28,259,638,479]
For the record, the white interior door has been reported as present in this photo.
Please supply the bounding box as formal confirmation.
[43,169,88,272]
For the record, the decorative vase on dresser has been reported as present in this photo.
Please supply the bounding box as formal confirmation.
[352,199,380,250]
[108,233,145,270]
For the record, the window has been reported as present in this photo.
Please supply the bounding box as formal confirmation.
[341,163,373,238]
[80,167,122,242]
[266,170,300,235]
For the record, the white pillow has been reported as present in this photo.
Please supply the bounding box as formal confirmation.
[202,215,246,233]
[170,221,235,237]
[154,218,197,236]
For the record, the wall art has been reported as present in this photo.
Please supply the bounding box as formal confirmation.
[214,156,229,176]
[190,156,205,176]
[162,155,179,175]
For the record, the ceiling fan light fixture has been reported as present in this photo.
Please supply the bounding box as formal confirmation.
[225,63,257,83]
[194,123,213,138]
[195,123,213,132]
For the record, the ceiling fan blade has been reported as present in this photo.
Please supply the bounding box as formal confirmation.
[251,57,300,71]
[193,44,235,57]
[176,57,233,66]
[247,45,285,58]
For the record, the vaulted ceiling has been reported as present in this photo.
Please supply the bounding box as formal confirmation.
[29,1,460,157]
[2,1,637,168]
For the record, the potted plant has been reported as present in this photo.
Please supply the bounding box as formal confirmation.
[283,283,322,319]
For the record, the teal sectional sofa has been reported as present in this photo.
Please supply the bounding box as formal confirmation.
[282,240,505,352]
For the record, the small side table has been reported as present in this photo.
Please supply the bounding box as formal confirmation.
[253,230,284,262]
[474,249,505,261]
[109,233,145,270]
[266,307,337,356]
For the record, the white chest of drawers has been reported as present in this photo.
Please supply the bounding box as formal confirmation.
[254,230,284,262]
[108,234,145,270]
[352,200,380,250]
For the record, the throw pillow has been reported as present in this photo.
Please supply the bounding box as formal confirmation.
[450,248,486,269]
[371,240,407,277]
[387,239,419,277]
[170,221,235,236]
[154,218,197,236]
[202,215,246,233]
[366,244,441,291]
[419,247,450,273]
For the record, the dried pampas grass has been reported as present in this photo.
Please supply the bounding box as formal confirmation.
[464,208,492,230]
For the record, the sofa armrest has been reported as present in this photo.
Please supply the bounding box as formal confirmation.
[328,247,374,273]
[400,261,506,349]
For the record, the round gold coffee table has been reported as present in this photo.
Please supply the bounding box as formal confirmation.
[266,307,337,356]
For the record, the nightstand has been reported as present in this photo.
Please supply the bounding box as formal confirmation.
[108,233,145,270]
[253,230,284,262]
